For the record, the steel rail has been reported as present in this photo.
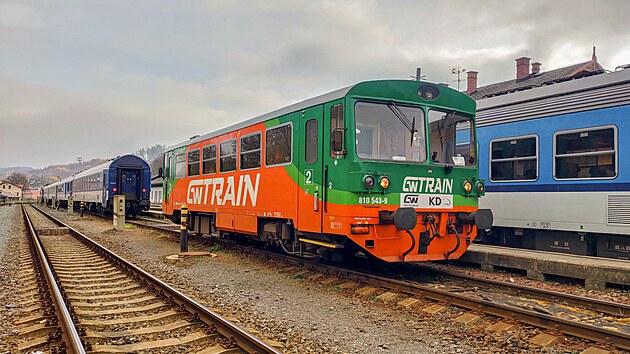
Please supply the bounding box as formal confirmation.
[262,251,630,350]
[32,204,280,354]
[21,206,86,354]
[130,219,630,316]
[103,216,630,349]
[410,265,630,317]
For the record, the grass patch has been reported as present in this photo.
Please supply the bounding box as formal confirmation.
[124,223,136,229]
[290,274,305,280]
[370,296,380,302]
[207,244,221,253]
[328,285,342,291]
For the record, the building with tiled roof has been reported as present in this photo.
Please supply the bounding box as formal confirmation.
[0,181,22,200]
[466,47,605,100]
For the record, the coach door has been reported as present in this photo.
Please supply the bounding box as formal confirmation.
[297,106,324,233]
[119,169,141,201]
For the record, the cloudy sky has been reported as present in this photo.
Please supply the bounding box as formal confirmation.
[1,0,629,168]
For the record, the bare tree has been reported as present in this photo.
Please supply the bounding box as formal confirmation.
[6,172,30,188]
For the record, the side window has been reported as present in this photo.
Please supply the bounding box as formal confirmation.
[240,133,261,169]
[188,149,200,177]
[220,139,237,172]
[175,153,186,178]
[164,154,169,178]
[555,127,616,179]
[330,104,343,158]
[202,145,217,174]
[265,124,292,166]
[490,136,538,181]
[305,119,318,163]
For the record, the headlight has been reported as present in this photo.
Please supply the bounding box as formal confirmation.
[476,181,485,192]
[379,176,390,189]
[463,180,473,193]
[364,175,375,189]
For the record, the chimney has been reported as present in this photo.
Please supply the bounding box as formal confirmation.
[531,62,541,75]
[516,56,531,80]
[466,71,478,94]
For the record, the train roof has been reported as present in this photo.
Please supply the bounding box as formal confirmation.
[42,177,69,190]
[167,79,472,151]
[167,85,352,151]
[476,68,630,127]
[73,155,149,179]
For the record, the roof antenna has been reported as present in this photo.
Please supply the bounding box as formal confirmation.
[411,68,426,81]
[450,66,466,90]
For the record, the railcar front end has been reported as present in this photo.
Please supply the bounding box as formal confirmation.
[319,82,492,262]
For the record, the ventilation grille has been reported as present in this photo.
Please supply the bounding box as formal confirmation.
[607,195,630,225]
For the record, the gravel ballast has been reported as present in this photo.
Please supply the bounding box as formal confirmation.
[0,205,23,353]
[9,206,621,352]
[41,208,483,353]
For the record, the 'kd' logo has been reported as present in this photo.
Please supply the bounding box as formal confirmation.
[428,196,442,206]
[403,195,419,203]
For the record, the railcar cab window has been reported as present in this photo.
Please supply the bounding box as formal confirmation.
[354,101,425,162]
[266,124,292,166]
[175,153,185,178]
[428,110,476,167]
[490,136,538,181]
[240,132,261,169]
[187,149,200,177]
[220,139,237,172]
[554,126,616,179]
[202,145,217,174]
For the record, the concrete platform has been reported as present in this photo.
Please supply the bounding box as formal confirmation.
[459,244,630,290]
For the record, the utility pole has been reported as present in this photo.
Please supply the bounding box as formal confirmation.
[410,68,427,81]
[450,66,466,90]
[76,157,83,165]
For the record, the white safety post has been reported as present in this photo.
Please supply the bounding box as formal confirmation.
[67,196,74,214]
[113,195,125,230]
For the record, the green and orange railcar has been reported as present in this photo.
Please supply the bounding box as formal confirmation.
[162,80,492,262]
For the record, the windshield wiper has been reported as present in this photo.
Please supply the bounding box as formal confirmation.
[387,100,417,146]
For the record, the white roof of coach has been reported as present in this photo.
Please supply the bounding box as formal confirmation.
[475,68,630,127]
[74,159,113,179]
[167,85,353,151]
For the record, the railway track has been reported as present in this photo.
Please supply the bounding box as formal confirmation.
[124,217,630,352]
[18,204,280,353]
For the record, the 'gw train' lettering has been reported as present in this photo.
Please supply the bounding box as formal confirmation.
[186,174,260,207]
[402,177,453,194]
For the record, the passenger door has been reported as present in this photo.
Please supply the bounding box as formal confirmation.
[297,106,324,233]
[119,169,141,201]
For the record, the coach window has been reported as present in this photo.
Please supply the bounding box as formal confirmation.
[188,149,200,177]
[220,139,237,172]
[490,136,538,181]
[266,123,292,166]
[202,145,217,174]
[175,153,186,178]
[241,132,261,169]
[306,119,318,163]
[554,126,616,179]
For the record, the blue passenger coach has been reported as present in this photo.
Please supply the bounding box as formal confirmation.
[476,68,630,259]
[41,154,151,216]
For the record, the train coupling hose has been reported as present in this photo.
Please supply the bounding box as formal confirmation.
[444,224,461,260]
[400,230,416,261]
